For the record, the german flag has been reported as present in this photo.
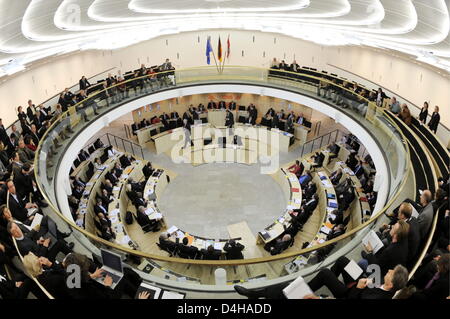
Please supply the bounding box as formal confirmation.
[218,36,223,62]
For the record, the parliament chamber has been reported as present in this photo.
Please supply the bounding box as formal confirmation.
[0,1,449,306]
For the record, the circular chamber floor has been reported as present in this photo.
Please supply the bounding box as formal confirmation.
[158,163,286,239]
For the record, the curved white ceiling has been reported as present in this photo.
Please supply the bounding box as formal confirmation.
[0,0,449,75]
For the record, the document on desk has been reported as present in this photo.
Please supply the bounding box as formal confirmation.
[109,209,119,217]
[286,205,296,210]
[121,235,131,245]
[320,225,331,235]
[152,212,163,220]
[214,242,223,250]
[110,216,119,224]
[294,198,302,204]
[145,207,155,216]
[283,276,313,299]
[362,230,384,254]
[289,177,297,182]
[161,290,185,299]
[175,230,185,239]
[344,259,364,280]
[86,182,94,187]
[167,226,178,234]
[113,186,120,192]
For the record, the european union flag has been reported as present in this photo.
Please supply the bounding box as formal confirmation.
[206,36,213,65]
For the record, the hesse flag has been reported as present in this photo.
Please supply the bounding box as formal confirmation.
[206,36,213,65]
[227,35,231,59]
[218,36,223,62]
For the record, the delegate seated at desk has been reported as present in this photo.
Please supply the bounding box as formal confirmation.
[288,160,304,178]
[327,143,341,161]
[201,245,222,260]
[264,234,292,256]
[299,171,312,187]
[223,239,245,260]
[178,237,199,259]
[135,206,160,232]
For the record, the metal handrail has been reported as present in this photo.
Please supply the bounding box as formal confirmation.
[32,66,411,266]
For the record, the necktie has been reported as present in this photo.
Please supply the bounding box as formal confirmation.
[425,272,440,290]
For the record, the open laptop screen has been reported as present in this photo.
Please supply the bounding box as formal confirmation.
[101,249,123,273]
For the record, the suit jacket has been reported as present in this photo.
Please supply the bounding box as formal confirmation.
[201,249,222,260]
[411,272,449,300]
[406,217,421,264]
[223,242,245,260]
[94,204,108,216]
[304,198,318,215]
[79,78,91,90]
[16,230,48,257]
[417,203,434,239]
[270,239,291,255]
[159,238,178,254]
[13,171,34,199]
[142,165,154,179]
[8,193,29,223]
[347,286,394,299]
[366,240,408,276]
[427,112,440,131]
[178,244,198,259]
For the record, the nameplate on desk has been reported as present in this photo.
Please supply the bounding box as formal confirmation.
[291,188,300,192]
[259,231,270,240]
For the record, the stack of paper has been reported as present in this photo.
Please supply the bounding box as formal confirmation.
[121,235,131,245]
[320,226,331,235]
[167,226,178,234]
[145,207,155,216]
[344,259,364,280]
[109,209,119,217]
[175,230,185,239]
[362,230,384,253]
[214,242,223,250]
[282,276,313,299]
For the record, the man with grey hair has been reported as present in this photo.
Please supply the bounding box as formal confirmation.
[417,190,434,239]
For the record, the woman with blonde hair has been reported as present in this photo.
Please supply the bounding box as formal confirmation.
[23,252,69,298]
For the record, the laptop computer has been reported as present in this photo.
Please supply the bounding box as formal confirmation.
[94,249,124,289]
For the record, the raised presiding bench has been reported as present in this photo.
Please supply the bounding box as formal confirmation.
[165,225,243,257]
[257,168,302,244]
[136,123,164,147]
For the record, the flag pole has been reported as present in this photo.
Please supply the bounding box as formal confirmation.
[211,49,220,74]
[220,34,229,74]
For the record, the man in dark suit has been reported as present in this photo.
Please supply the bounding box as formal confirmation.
[264,234,292,256]
[94,199,108,217]
[303,181,317,200]
[158,233,178,255]
[79,76,91,90]
[142,162,154,180]
[13,164,47,208]
[330,168,343,185]
[105,171,118,186]
[177,237,199,259]
[228,101,237,110]
[6,180,38,224]
[360,220,409,276]
[304,193,319,215]
[131,122,139,136]
[328,143,341,161]
[379,202,420,267]
[201,245,222,260]
[218,101,226,109]
[7,222,72,262]
[225,110,234,128]
[417,190,434,240]
[271,112,279,129]
[427,106,440,134]
[410,253,449,300]
[135,206,159,232]
[223,240,245,260]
